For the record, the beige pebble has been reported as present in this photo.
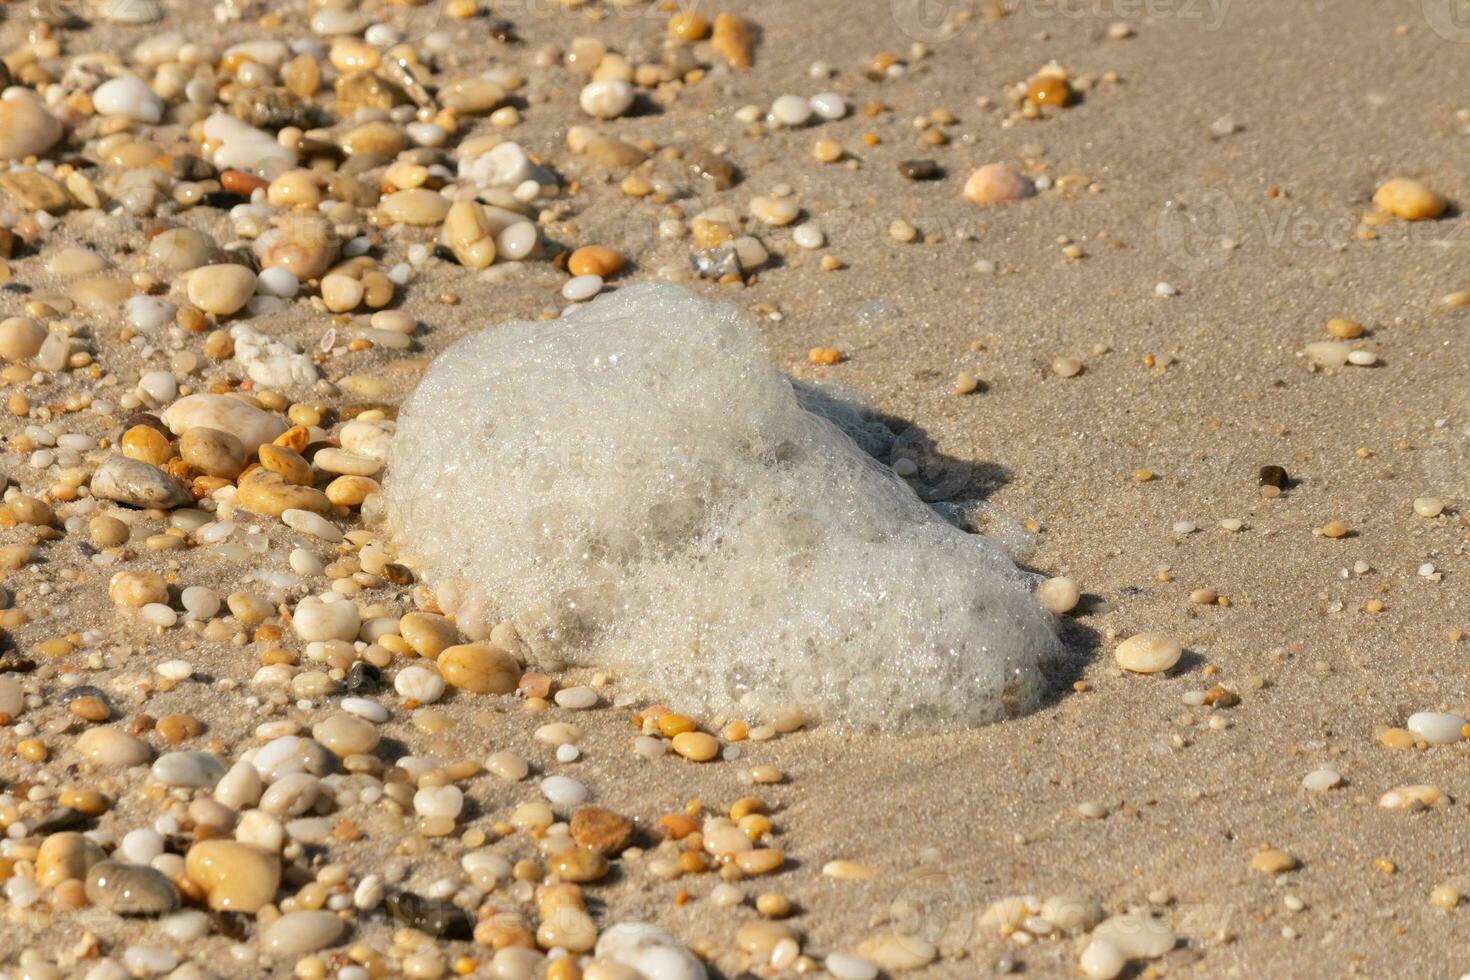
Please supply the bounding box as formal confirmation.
[109,570,168,608]
[185,840,282,912]
[186,265,258,316]
[671,731,720,762]
[1114,634,1181,673]
[0,98,64,160]
[1249,848,1298,874]
[1373,177,1446,221]
[1038,576,1080,614]
[179,426,246,478]
[382,189,452,226]
[437,643,520,694]
[963,163,1035,205]
[0,317,48,360]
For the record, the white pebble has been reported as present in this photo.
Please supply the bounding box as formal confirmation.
[395,665,445,703]
[93,76,165,123]
[1407,711,1465,745]
[1301,768,1342,792]
[579,79,634,119]
[562,275,603,302]
[282,508,342,542]
[809,92,847,120]
[554,686,597,710]
[769,94,814,127]
[540,775,589,807]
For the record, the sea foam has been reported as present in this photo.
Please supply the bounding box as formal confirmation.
[384,282,1060,731]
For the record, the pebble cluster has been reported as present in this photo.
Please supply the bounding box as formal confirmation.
[0,0,1462,978]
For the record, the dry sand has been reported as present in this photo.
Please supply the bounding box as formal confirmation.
[0,0,1465,977]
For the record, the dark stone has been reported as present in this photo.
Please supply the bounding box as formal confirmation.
[381,564,414,585]
[686,148,736,190]
[691,247,741,280]
[32,807,88,835]
[201,192,251,210]
[386,891,473,940]
[898,159,942,180]
[1258,465,1288,488]
[345,662,381,694]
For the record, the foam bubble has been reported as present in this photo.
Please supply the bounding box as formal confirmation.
[384,282,1060,731]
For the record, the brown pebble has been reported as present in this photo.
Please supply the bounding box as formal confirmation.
[570,806,635,855]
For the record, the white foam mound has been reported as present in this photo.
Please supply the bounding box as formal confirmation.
[384,283,1060,731]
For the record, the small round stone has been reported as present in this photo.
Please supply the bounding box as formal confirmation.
[1249,848,1298,875]
[186,265,258,316]
[184,840,282,912]
[1038,576,1080,614]
[541,775,589,807]
[312,713,381,756]
[1114,634,1181,674]
[261,910,346,957]
[1413,497,1444,518]
[437,643,520,694]
[1406,711,1465,745]
[85,861,179,916]
[671,731,720,762]
[963,163,1035,205]
[1079,938,1126,980]
[580,79,634,119]
[1373,178,1446,221]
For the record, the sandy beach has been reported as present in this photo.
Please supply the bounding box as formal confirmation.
[0,0,1464,976]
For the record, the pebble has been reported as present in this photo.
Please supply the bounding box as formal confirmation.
[855,933,936,972]
[396,664,447,703]
[76,727,153,766]
[1038,576,1080,614]
[312,713,380,756]
[769,94,814,126]
[162,393,287,450]
[1114,634,1181,673]
[293,597,361,642]
[382,189,452,225]
[580,79,635,119]
[1249,848,1298,874]
[91,455,192,509]
[93,76,165,122]
[1373,178,1446,221]
[151,751,227,788]
[179,426,246,478]
[671,731,720,761]
[1302,768,1342,792]
[1079,938,1127,980]
[1406,711,1465,745]
[541,775,590,807]
[562,274,604,302]
[187,265,258,316]
[570,806,634,854]
[85,861,179,915]
[826,953,880,980]
[262,910,346,957]
[184,840,281,912]
[0,316,48,360]
[1413,497,1444,518]
[1092,914,1175,958]
[0,98,64,160]
[963,163,1035,205]
[596,923,706,980]
[437,643,520,694]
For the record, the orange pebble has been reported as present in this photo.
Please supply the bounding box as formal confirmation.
[567,246,624,279]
